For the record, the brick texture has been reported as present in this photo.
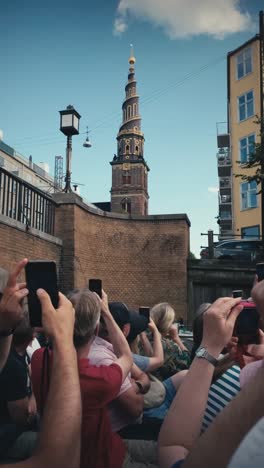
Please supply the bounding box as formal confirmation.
[0,221,62,283]
[55,200,190,319]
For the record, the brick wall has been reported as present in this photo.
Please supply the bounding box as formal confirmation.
[54,194,190,319]
[0,215,62,283]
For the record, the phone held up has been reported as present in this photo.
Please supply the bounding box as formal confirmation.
[139,306,150,322]
[25,260,59,327]
[88,279,102,298]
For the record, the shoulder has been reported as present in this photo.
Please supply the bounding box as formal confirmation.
[79,361,123,400]
[89,336,116,366]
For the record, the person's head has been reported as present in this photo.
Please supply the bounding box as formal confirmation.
[108,302,148,344]
[150,303,175,336]
[67,288,101,349]
[12,320,34,350]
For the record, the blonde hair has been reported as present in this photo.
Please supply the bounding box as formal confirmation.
[67,288,101,348]
[150,302,175,335]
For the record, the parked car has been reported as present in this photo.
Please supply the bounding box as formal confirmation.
[214,239,264,262]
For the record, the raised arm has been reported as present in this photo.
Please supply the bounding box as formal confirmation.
[143,319,164,372]
[2,288,82,468]
[98,290,133,382]
[0,259,29,372]
[158,297,243,468]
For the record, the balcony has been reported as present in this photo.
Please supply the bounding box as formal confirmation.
[217,149,231,177]
[219,177,231,189]
[219,194,231,204]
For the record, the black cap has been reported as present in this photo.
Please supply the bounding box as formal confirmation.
[109,302,149,343]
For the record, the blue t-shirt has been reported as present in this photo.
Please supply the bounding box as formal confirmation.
[132,353,150,372]
[172,460,184,468]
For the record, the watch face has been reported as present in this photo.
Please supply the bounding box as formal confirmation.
[196,348,205,358]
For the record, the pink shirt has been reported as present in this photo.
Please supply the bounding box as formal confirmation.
[88,336,136,432]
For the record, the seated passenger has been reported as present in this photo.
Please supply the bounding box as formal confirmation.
[0,320,38,463]
[141,303,190,380]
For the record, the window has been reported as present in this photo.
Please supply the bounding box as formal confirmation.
[239,133,255,163]
[127,105,132,119]
[125,145,130,154]
[241,225,260,238]
[241,181,257,210]
[133,103,137,116]
[122,171,131,184]
[121,198,131,214]
[238,91,254,121]
[236,47,252,79]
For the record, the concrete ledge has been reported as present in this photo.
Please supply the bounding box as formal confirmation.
[53,193,191,226]
[0,214,63,246]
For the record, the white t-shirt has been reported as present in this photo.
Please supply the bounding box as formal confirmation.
[88,336,135,432]
[228,417,264,468]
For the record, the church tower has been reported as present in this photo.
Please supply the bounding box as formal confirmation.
[110,46,149,215]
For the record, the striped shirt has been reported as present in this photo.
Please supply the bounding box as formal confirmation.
[202,365,241,432]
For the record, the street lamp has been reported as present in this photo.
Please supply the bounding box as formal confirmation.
[59,105,81,192]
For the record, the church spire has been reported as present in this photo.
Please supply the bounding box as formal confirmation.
[110,46,150,216]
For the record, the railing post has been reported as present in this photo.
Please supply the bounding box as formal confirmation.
[208,230,214,259]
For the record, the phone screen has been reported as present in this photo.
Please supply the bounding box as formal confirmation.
[89,279,102,298]
[232,290,243,298]
[25,261,59,327]
[256,263,264,282]
[139,306,150,322]
[234,302,260,345]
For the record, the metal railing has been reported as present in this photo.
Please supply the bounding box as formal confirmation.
[0,167,56,235]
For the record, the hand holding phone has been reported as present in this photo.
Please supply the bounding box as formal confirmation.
[139,306,150,322]
[25,260,59,327]
[234,300,260,345]
[88,279,102,298]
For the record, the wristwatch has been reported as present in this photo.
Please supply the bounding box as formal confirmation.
[195,346,218,367]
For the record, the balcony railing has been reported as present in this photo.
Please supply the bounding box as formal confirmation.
[220,195,231,204]
[0,167,56,235]
[219,177,231,189]
[217,148,231,166]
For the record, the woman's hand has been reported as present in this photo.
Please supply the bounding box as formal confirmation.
[201,297,243,358]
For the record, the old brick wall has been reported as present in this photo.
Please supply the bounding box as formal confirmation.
[54,195,190,319]
[0,215,62,282]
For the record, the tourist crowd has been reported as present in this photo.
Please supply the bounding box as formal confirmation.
[0,258,264,467]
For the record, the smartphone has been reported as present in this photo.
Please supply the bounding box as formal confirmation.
[256,263,264,282]
[139,306,150,322]
[232,290,243,298]
[25,260,59,327]
[234,300,260,345]
[88,279,102,298]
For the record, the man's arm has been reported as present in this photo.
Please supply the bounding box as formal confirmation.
[131,363,150,394]
[144,318,164,372]
[1,288,82,468]
[0,259,29,372]
[99,291,133,382]
[115,385,144,420]
[158,297,243,468]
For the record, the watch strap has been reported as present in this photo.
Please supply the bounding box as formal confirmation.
[0,328,14,338]
[196,346,218,367]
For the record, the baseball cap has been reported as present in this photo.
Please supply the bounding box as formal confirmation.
[109,302,149,343]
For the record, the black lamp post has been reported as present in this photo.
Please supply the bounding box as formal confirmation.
[59,105,81,192]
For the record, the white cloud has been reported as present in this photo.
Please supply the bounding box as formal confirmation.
[113,0,253,39]
[208,186,219,193]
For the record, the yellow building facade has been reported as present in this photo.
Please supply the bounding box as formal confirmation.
[228,35,262,239]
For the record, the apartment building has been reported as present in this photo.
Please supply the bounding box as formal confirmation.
[0,139,55,193]
[217,11,264,239]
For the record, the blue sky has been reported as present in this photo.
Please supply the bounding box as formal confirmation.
[1,0,263,255]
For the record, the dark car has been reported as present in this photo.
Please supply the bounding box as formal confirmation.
[200,242,220,259]
[214,239,264,262]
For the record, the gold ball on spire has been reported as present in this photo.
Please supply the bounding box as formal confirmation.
[129,43,136,65]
